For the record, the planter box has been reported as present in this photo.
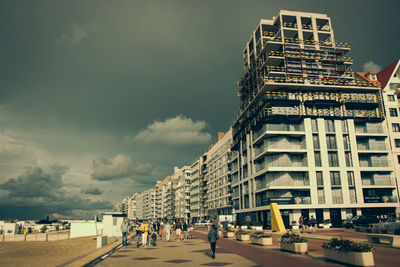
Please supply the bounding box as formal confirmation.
[236,234,250,241]
[251,236,272,246]
[280,242,308,254]
[223,232,235,238]
[324,248,374,266]
[292,225,299,230]
[323,224,332,229]
[240,226,248,230]
[251,226,263,231]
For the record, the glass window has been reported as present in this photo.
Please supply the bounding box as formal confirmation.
[393,123,400,132]
[395,139,400,148]
[347,171,354,185]
[388,95,395,102]
[328,152,339,167]
[332,188,343,204]
[311,119,318,132]
[343,135,350,150]
[318,189,325,204]
[390,108,398,117]
[345,152,352,167]
[326,135,337,149]
[314,152,322,167]
[313,135,320,149]
[316,171,323,185]
[330,171,341,185]
[341,120,348,133]
[325,120,335,132]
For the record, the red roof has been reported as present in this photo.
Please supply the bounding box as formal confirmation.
[377,60,399,89]
[355,72,380,88]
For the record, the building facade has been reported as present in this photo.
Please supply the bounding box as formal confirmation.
[206,130,233,219]
[231,10,399,228]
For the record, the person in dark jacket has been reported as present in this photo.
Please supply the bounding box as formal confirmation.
[207,224,219,259]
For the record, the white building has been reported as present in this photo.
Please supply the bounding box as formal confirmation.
[231,10,399,228]
[172,166,191,220]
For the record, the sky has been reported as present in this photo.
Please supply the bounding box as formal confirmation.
[0,0,399,220]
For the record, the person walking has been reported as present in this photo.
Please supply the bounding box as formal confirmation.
[175,220,182,241]
[298,215,304,231]
[208,224,219,259]
[164,221,171,242]
[120,218,129,246]
[137,221,149,247]
[310,216,316,232]
[182,221,188,240]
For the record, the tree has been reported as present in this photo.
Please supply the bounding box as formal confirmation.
[27,227,33,234]
[40,225,48,233]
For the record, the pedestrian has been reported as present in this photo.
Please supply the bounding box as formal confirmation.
[164,221,171,242]
[208,224,219,259]
[120,218,129,246]
[137,221,149,247]
[298,216,304,230]
[175,220,182,241]
[151,230,157,246]
[182,221,188,240]
[310,216,316,232]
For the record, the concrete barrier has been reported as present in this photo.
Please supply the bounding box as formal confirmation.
[2,231,70,242]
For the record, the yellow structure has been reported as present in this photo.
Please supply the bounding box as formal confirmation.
[270,203,286,233]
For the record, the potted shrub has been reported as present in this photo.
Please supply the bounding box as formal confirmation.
[239,221,248,230]
[251,232,272,246]
[223,228,235,238]
[279,232,308,254]
[322,237,374,266]
[236,230,250,241]
[251,221,263,231]
[323,219,332,228]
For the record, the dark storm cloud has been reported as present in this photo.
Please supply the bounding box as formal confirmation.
[0,166,112,219]
[81,187,102,195]
[0,0,399,219]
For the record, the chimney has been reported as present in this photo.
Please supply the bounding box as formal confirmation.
[217,132,225,140]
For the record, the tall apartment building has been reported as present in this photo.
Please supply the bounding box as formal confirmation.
[190,153,209,223]
[231,10,399,228]
[171,166,191,220]
[142,188,156,220]
[206,129,233,219]
[377,61,400,197]
[156,175,173,220]
[127,193,138,220]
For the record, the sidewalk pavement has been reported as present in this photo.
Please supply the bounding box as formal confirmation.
[96,234,258,267]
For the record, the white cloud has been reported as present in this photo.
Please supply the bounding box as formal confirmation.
[363,60,382,73]
[92,154,152,181]
[129,115,212,146]
[56,22,97,47]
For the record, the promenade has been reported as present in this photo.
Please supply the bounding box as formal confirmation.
[94,229,400,267]
[96,234,257,267]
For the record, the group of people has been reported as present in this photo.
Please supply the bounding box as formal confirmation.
[298,215,317,232]
[120,217,221,260]
[119,218,192,247]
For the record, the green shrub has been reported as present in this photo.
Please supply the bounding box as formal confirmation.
[279,232,307,244]
[321,237,374,252]
[40,225,48,233]
[251,231,271,238]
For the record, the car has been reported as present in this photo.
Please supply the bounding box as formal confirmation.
[352,215,380,226]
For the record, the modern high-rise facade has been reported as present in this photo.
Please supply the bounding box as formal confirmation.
[231,10,399,227]
[206,129,233,219]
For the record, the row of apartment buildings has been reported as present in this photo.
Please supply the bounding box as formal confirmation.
[114,10,400,228]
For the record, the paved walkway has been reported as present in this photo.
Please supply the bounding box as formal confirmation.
[96,234,257,267]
